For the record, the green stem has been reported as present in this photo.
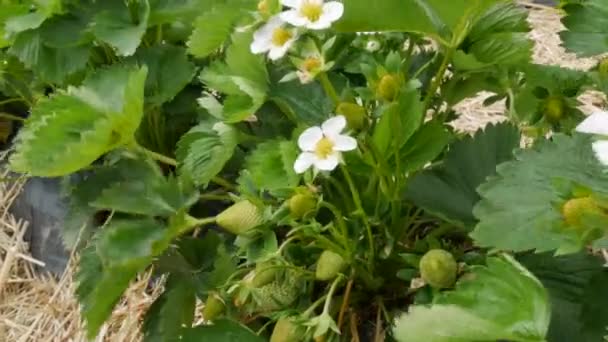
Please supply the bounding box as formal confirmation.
[199,194,232,201]
[422,48,454,113]
[323,274,344,313]
[0,98,24,106]
[319,72,340,107]
[303,294,329,317]
[156,24,163,44]
[340,166,375,270]
[0,112,25,122]
[194,216,217,226]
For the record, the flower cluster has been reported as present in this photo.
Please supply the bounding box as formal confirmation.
[250,0,344,60]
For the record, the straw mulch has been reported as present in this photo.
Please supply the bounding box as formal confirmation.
[1,3,606,341]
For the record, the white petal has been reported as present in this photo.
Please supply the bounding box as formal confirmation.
[298,126,323,151]
[254,16,284,40]
[307,18,332,30]
[592,140,608,166]
[313,153,340,171]
[268,44,289,60]
[333,135,357,151]
[280,10,308,27]
[321,2,344,22]
[294,152,315,173]
[250,37,270,54]
[576,111,608,136]
[281,0,301,8]
[322,115,346,137]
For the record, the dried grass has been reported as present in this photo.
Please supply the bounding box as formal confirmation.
[0,3,606,341]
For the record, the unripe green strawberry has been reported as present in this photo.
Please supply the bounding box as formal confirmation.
[216,200,263,235]
[599,58,608,76]
[251,261,277,287]
[288,193,316,219]
[315,250,347,281]
[543,96,565,124]
[202,293,225,321]
[562,196,603,228]
[336,102,366,130]
[419,249,457,289]
[377,74,399,102]
[270,317,303,342]
[254,278,300,312]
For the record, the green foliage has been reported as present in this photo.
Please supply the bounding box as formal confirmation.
[180,320,264,342]
[560,0,608,57]
[142,274,196,342]
[472,134,608,254]
[176,122,239,186]
[129,45,197,106]
[241,139,301,195]
[90,0,150,56]
[4,1,608,340]
[519,252,608,342]
[10,66,147,176]
[406,123,520,227]
[393,255,550,342]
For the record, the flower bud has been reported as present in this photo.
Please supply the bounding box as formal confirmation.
[543,96,565,124]
[257,0,268,14]
[202,293,225,321]
[315,250,347,281]
[562,196,604,228]
[377,74,399,102]
[336,102,366,130]
[288,193,316,219]
[270,317,302,342]
[419,249,457,289]
[216,200,264,235]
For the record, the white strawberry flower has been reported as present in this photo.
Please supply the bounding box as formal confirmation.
[576,111,608,165]
[250,16,298,60]
[280,0,344,30]
[294,115,357,173]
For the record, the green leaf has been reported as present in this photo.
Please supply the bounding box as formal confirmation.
[130,45,197,106]
[148,0,205,25]
[455,2,532,69]
[335,0,496,44]
[187,3,243,58]
[61,159,149,247]
[8,16,92,83]
[76,242,143,339]
[180,319,264,342]
[10,65,148,176]
[240,139,300,195]
[471,134,608,254]
[176,122,238,186]
[560,0,608,57]
[393,255,550,342]
[91,0,150,56]
[519,252,608,342]
[405,123,520,227]
[373,86,424,157]
[92,168,199,217]
[142,274,196,342]
[399,120,452,173]
[199,32,269,122]
[0,4,29,47]
[4,0,63,34]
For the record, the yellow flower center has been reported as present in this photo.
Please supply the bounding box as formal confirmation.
[302,57,322,72]
[257,0,268,13]
[315,137,334,159]
[271,27,293,46]
[301,1,323,22]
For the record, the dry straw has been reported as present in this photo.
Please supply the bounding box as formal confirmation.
[1,3,606,341]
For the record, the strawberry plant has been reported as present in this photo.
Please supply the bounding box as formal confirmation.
[1,0,608,341]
